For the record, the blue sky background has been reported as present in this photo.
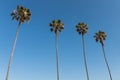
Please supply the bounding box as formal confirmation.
[0,0,120,80]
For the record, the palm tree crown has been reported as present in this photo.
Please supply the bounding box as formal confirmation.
[94,30,107,46]
[49,20,64,35]
[76,22,88,35]
[11,5,31,23]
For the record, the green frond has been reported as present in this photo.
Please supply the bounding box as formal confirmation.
[76,25,78,28]
[58,19,61,23]
[79,32,81,35]
[60,26,64,29]
[49,23,52,27]
[50,28,53,32]
[20,6,23,9]
[59,29,61,32]
[78,22,81,25]
[11,13,15,16]
[96,38,99,42]
[76,29,79,32]
[52,20,56,23]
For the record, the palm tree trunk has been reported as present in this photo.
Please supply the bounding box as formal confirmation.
[82,35,89,80]
[55,33,60,80]
[102,45,112,80]
[5,22,21,80]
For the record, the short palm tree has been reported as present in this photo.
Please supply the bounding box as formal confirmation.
[94,30,112,80]
[76,22,89,80]
[49,20,64,80]
[5,5,31,80]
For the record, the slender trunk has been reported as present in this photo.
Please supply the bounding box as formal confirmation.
[55,32,60,80]
[5,22,21,80]
[102,45,112,80]
[82,35,89,80]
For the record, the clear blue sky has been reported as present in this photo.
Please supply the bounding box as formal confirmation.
[0,0,120,80]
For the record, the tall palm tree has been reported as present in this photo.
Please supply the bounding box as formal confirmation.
[76,22,89,80]
[5,5,31,80]
[49,20,64,80]
[94,30,112,80]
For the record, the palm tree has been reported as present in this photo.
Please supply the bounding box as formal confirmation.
[94,30,112,80]
[49,20,64,80]
[76,22,89,80]
[5,5,31,80]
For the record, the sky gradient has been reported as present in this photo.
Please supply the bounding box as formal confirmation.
[0,0,120,80]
